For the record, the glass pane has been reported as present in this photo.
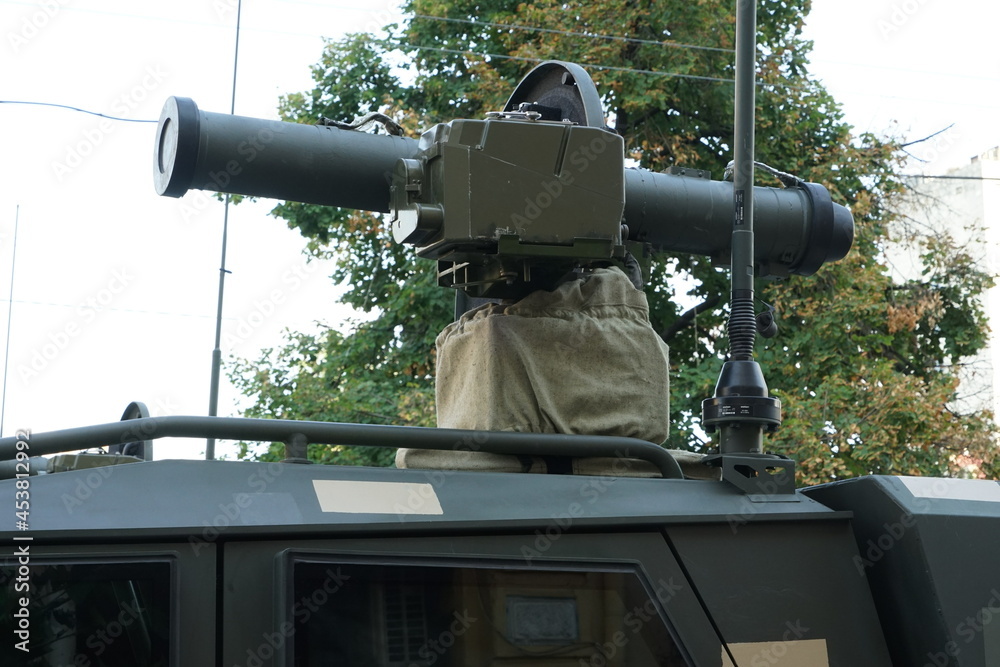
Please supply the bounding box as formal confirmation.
[290,560,688,667]
[0,559,171,667]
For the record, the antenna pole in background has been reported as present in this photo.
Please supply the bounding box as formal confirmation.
[206,0,242,460]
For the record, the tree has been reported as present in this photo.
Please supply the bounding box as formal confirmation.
[230,0,997,482]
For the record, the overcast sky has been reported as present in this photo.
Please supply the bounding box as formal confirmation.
[1,0,998,460]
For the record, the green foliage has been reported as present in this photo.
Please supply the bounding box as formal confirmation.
[230,0,997,480]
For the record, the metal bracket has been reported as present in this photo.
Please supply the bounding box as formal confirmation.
[703,453,796,497]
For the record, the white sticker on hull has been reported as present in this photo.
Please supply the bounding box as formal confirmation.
[312,480,444,515]
[722,638,828,666]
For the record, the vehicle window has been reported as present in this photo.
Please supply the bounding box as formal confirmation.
[288,559,688,666]
[0,559,171,667]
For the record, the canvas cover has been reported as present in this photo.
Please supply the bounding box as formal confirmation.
[395,268,731,477]
[434,267,670,441]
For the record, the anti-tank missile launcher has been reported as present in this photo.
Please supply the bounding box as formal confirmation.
[153,61,853,298]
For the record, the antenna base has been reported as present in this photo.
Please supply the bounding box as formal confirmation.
[702,360,781,454]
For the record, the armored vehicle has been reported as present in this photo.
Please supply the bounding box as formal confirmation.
[3,55,999,667]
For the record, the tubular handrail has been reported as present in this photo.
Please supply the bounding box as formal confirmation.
[0,416,684,479]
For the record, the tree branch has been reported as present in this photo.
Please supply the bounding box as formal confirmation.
[660,295,722,343]
[899,124,955,148]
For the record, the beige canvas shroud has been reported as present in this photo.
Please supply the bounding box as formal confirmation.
[436,267,670,442]
[397,268,716,479]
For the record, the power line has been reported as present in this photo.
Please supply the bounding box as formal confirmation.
[0,299,223,320]
[4,0,991,111]
[6,10,981,112]
[409,44,821,92]
[412,13,734,55]
[406,14,1000,110]
[0,100,156,123]
[0,49,790,133]
[408,43,1000,107]
[903,175,1000,181]
[410,45,737,85]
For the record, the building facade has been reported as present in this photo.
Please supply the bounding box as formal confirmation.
[899,147,1000,419]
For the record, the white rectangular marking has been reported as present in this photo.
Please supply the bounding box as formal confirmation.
[312,480,443,515]
[898,476,1000,503]
[723,639,828,666]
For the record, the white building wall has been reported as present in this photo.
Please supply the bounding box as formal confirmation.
[898,147,1000,419]
[982,148,1000,419]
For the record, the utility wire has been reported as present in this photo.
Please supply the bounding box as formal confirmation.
[411,44,817,91]
[0,298,224,320]
[4,28,982,106]
[4,0,993,101]
[410,45,737,84]
[412,13,734,54]
[0,100,157,123]
[902,175,1000,181]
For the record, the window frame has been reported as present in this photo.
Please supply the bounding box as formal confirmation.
[0,542,216,667]
[223,531,721,667]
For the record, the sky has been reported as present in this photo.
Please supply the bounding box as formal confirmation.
[1,0,998,460]
[801,0,1000,170]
